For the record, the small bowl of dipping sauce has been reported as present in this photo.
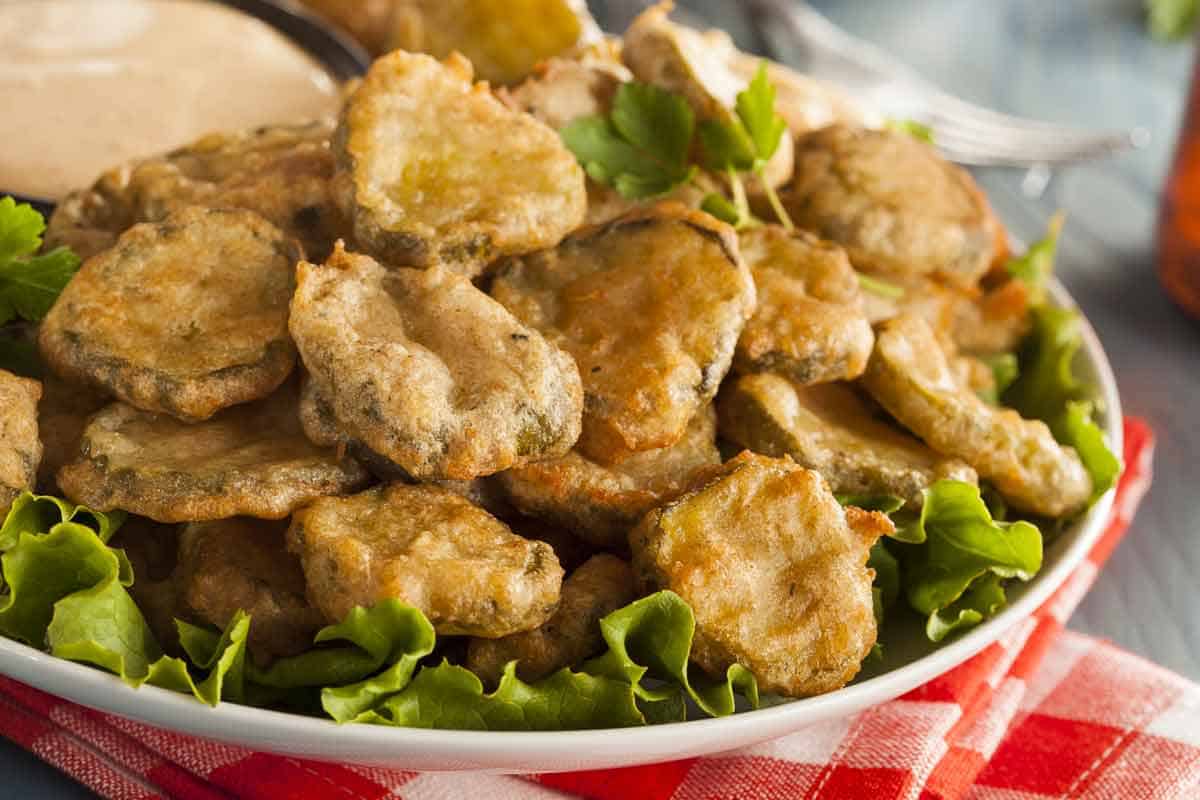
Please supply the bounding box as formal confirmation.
[0,0,369,207]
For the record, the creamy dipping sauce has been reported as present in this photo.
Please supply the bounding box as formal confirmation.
[0,0,343,199]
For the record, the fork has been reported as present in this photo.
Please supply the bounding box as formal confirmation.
[744,0,1147,167]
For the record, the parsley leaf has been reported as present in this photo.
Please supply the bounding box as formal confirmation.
[698,62,793,231]
[735,62,788,164]
[560,83,697,200]
[0,197,80,326]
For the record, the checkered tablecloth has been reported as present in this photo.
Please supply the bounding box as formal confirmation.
[0,419,1194,800]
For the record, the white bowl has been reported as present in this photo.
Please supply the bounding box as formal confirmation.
[0,281,1121,773]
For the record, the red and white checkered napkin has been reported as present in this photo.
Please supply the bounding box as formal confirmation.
[0,419,1195,800]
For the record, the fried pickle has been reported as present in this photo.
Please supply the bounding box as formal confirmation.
[734,226,873,385]
[629,451,884,697]
[290,244,583,480]
[466,553,635,683]
[718,373,976,508]
[0,370,42,518]
[491,204,755,463]
[861,314,1092,516]
[46,120,344,262]
[40,207,299,422]
[287,483,564,636]
[333,51,586,276]
[774,124,1006,289]
[177,518,325,663]
[497,405,721,547]
[388,0,600,85]
[35,374,106,493]
[57,381,369,523]
[498,41,631,131]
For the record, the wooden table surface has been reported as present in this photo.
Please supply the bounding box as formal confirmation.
[4,1,1197,796]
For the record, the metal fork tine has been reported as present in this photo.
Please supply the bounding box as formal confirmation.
[745,0,1143,167]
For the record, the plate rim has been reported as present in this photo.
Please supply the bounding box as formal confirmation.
[0,280,1123,772]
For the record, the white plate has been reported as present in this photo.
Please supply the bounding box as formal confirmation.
[0,281,1121,773]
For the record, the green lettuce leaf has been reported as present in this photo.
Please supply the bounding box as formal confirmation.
[1004,306,1121,500]
[0,492,126,550]
[898,480,1042,638]
[1004,213,1063,305]
[0,493,245,705]
[367,660,644,731]
[0,197,81,326]
[925,573,1007,642]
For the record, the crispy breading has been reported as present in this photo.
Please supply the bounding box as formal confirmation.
[622,3,794,192]
[491,204,756,463]
[506,515,597,573]
[388,0,598,84]
[35,374,108,493]
[333,51,586,276]
[0,370,42,518]
[861,314,1092,516]
[40,207,299,422]
[497,405,720,547]
[734,226,873,384]
[498,44,631,131]
[290,245,583,480]
[774,124,1006,288]
[718,373,976,508]
[57,381,369,523]
[177,518,325,663]
[466,553,635,683]
[287,483,564,636]
[45,120,344,262]
[629,451,883,697]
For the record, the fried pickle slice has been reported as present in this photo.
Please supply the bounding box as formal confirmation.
[387,0,600,85]
[491,204,756,463]
[57,381,369,523]
[333,51,586,276]
[46,120,344,262]
[290,245,583,480]
[497,405,721,547]
[0,370,42,518]
[773,124,1006,289]
[718,373,976,508]
[734,226,873,385]
[466,553,635,683]
[498,40,631,131]
[36,374,108,493]
[622,3,793,192]
[40,207,299,422]
[177,518,325,663]
[287,483,564,636]
[629,451,884,697]
[861,314,1092,517]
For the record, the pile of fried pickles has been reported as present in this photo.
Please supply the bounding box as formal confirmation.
[0,2,1116,728]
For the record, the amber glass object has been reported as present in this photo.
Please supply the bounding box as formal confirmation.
[1159,51,1200,319]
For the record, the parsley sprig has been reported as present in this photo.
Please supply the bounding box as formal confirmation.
[561,83,697,200]
[698,62,793,231]
[0,197,79,326]
[559,61,794,231]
